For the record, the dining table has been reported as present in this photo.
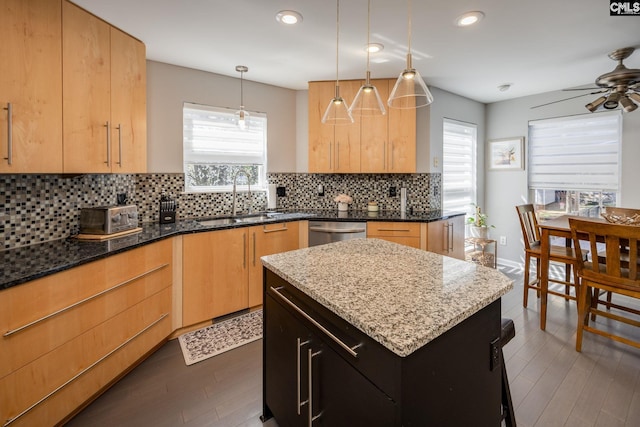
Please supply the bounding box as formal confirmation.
[537,214,605,330]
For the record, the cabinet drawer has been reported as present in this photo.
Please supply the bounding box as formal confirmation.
[0,287,171,427]
[367,221,420,237]
[0,239,172,378]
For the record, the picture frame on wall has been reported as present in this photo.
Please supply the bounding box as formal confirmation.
[488,137,524,170]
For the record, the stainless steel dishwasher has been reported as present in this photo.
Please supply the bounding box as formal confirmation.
[308,220,367,246]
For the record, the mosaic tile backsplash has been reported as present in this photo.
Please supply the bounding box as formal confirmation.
[1,172,441,250]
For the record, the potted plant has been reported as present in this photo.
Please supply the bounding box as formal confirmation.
[467,203,494,239]
[334,194,353,211]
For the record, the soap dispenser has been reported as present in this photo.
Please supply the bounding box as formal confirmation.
[400,188,407,215]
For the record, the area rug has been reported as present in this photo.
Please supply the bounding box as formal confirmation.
[178,310,262,366]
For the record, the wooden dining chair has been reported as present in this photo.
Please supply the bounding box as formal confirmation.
[515,204,584,308]
[569,218,640,351]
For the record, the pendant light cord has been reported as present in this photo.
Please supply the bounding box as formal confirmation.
[335,0,340,91]
[407,0,412,55]
[240,70,244,108]
[365,0,371,82]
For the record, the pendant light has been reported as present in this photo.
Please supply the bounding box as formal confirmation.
[349,0,386,117]
[387,0,433,109]
[235,65,249,130]
[322,0,354,125]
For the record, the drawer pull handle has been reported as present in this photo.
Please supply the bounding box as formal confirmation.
[297,338,310,415]
[376,228,411,232]
[3,313,169,427]
[3,263,169,337]
[308,349,322,426]
[262,224,288,233]
[270,286,361,358]
[3,103,12,165]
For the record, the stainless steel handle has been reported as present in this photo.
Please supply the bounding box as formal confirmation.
[443,223,449,252]
[104,121,111,166]
[328,144,332,170]
[336,141,340,169]
[383,141,387,170]
[243,233,247,269]
[297,338,310,415]
[270,286,361,358]
[3,313,169,427]
[4,264,169,337]
[390,141,394,170]
[116,123,123,167]
[252,231,256,266]
[3,103,12,165]
[449,222,454,252]
[308,349,322,427]
[262,224,288,233]
[376,228,411,232]
[308,226,366,234]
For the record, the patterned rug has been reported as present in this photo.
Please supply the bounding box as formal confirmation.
[178,310,263,366]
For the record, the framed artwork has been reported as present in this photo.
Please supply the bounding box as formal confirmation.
[488,137,524,170]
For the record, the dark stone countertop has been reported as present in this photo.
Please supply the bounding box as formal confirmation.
[1,209,463,290]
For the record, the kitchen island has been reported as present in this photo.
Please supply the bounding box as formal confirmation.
[261,238,513,426]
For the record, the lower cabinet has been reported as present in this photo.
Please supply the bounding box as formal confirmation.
[427,216,465,259]
[366,221,421,249]
[183,222,300,326]
[0,239,173,427]
[265,290,397,427]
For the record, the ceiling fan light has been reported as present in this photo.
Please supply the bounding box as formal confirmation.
[585,96,607,112]
[619,96,638,112]
[603,92,621,109]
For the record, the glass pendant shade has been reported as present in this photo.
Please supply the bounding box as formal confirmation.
[322,85,354,124]
[388,54,434,109]
[235,108,249,130]
[350,78,386,116]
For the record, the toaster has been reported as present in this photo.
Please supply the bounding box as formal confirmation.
[80,205,139,235]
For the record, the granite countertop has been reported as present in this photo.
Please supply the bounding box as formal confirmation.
[1,209,463,290]
[262,238,513,357]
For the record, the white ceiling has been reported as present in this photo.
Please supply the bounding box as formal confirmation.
[73,0,640,104]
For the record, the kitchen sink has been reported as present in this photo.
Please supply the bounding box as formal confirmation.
[235,214,271,223]
[198,218,239,226]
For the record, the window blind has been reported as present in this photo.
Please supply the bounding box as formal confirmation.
[183,102,267,165]
[528,111,621,191]
[443,119,477,215]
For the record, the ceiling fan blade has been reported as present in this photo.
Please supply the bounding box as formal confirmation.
[562,87,601,91]
[530,90,608,109]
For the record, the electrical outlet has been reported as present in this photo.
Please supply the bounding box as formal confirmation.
[276,186,286,197]
[389,186,397,197]
[433,157,439,168]
[499,236,507,245]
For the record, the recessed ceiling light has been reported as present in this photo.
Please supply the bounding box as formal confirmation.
[276,10,303,25]
[455,11,484,27]
[365,43,384,53]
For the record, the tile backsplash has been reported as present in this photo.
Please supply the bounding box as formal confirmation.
[1,172,441,250]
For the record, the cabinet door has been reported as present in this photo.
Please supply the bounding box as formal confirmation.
[387,80,417,173]
[211,228,249,317]
[333,80,361,173]
[110,27,147,173]
[308,81,334,172]
[360,79,389,173]
[427,217,465,259]
[249,222,299,308]
[0,0,62,173]
[182,232,216,325]
[62,0,111,173]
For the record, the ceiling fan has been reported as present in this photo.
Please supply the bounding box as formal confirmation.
[532,47,640,112]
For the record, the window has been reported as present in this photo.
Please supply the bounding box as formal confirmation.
[528,111,621,219]
[442,119,477,219]
[183,102,267,192]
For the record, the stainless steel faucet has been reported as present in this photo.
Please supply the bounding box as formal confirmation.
[232,170,252,216]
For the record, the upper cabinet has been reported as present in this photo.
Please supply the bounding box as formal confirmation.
[0,0,63,173]
[308,78,417,174]
[62,1,147,173]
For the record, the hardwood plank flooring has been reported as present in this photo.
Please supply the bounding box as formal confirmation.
[66,267,640,426]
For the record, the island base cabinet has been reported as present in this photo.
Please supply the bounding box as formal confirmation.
[263,269,503,427]
[264,293,398,427]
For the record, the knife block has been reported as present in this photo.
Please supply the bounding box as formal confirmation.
[159,196,177,224]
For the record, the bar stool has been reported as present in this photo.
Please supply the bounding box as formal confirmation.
[501,318,516,427]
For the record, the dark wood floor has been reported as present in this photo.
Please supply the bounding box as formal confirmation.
[66,267,640,427]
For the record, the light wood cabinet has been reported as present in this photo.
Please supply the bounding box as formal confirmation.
[182,227,249,326]
[183,222,301,325]
[248,222,299,307]
[0,0,63,173]
[427,216,466,260]
[367,221,421,249]
[62,0,146,173]
[308,80,361,173]
[0,239,172,427]
[309,78,416,173]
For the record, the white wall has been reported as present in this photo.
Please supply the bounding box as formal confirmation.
[486,91,640,266]
[146,61,298,173]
